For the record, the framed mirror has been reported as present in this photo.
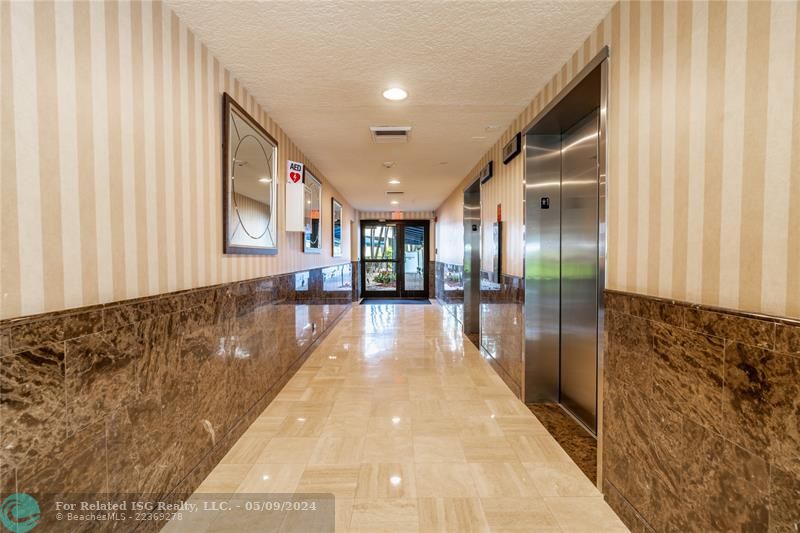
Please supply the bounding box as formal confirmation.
[222,93,278,255]
[331,198,343,257]
[303,170,322,253]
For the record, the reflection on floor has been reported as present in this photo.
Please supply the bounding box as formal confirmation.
[172,303,625,532]
[527,403,598,485]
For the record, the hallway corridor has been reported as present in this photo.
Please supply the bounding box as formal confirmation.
[184,303,626,532]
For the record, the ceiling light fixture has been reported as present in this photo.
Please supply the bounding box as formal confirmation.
[259,177,271,183]
[388,179,401,185]
[390,200,399,205]
[382,87,408,101]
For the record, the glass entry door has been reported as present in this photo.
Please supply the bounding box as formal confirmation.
[361,220,429,298]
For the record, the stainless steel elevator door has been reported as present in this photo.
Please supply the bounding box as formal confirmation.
[463,180,481,346]
[524,135,562,403]
[559,111,599,431]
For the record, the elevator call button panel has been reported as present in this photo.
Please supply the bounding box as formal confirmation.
[541,197,550,209]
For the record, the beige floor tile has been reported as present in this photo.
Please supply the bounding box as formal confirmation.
[468,462,540,498]
[330,398,374,418]
[480,498,562,531]
[355,462,416,498]
[187,304,624,531]
[413,436,466,463]
[277,386,313,401]
[371,399,414,417]
[349,499,419,531]
[366,415,413,436]
[415,463,478,497]
[361,435,414,462]
[460,436,518,463]
[412,417,461,437]
[458,416,504,438]
[241,416,286,438]
[335,497,354,533]
[219,435,271,465]
[256,437,318,464]
[309,436,365,465]
[304,385,341,402]
[544,496,629,532]
[235,463,304,493]
[523,462,600,497]
[447,400,494,417]
[322,416,370,437]
[484,398,532,417]
[297,464,361,498]
[261,399,297,416]
[195,464,251,493]
[494,415,549,435]
[507,434,573,463]
[417,497,489,533]
[274,415,326,437]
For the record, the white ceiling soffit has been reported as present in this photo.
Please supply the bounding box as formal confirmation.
[167,0,614,211]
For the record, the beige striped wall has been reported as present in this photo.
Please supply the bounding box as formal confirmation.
[436,0,800,319]
[358,211,435,221]
[0,0,355,320]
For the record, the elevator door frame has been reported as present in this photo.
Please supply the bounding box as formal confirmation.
[521,48,608,488]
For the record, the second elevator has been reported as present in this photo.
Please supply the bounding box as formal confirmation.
[523,56,606,435]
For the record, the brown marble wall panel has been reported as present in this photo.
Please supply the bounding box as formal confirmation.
[479,273,524,398]
[0,266,353,515]
[603,289,800,533]
[433,262,523,399]
[434,261,464,304]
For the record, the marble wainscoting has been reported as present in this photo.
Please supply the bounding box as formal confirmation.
[428,261,436,299]
[352,260,362,301]
[434,261,464,323]
[478,273,525,398]
[603,289,800,533]
[0,264,354,531]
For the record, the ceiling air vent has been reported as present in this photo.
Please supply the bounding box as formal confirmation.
[386,191,405,196]
[370,126,411,144]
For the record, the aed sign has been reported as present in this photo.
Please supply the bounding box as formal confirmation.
[286,160,305,231]
[288,161,304,183]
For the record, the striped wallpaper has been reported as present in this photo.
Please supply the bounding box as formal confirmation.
[0,0,354,320]
[436,0,800,320]
[358,211,435,221]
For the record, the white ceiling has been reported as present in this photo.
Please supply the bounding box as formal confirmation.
[167,0,614,212]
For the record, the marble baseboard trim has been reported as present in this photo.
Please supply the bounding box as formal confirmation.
[0,265,354,507]
[604,289,800,532]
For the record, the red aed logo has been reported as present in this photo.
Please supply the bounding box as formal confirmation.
[289,171,302,183]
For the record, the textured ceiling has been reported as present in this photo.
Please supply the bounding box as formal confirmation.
[167,0,614,211]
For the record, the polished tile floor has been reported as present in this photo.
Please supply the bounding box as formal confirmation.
[177,303,627,532]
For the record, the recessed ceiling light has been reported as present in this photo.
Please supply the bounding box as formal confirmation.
[390,200,399,205]
[259,177,271,183]
[383,161,395,168]
[388,179,401,185]
[383,87,408,101]
[471,136,486,141]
